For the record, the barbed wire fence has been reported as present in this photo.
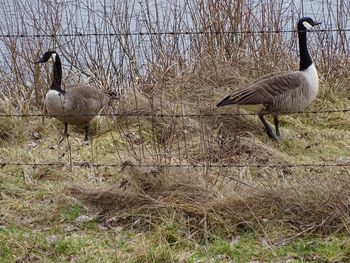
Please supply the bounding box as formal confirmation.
[0,28,350,38]
[0,28,349,176]
[0,108,349,173]
[0,108,349,118]
[1,162,349,169]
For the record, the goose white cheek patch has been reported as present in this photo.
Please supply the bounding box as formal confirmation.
[49,53,57,63]
[302,21,313,30]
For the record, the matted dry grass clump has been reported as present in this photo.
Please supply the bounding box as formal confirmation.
[0,98,23,142]
[66,160,350,236]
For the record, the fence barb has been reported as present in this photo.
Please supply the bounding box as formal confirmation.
[0,109,349,118]
[0,161,349,169]
[0,28,350,38]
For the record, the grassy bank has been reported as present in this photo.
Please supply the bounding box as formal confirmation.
[1,51,350,261]
[1,0,350,261]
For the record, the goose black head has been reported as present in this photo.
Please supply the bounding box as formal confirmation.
[298,17,321,31]
[35,51,58,64]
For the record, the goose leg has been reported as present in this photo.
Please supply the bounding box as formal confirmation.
[84,125,89,141]
[273,113,280,139]
[258,113,279,141]
[64,123,69,137]
[58,123,69,145]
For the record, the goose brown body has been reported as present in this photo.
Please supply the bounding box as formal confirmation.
[45,84,110,126]
[217,65,318,113]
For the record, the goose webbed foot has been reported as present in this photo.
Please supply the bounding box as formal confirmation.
[263,126,280,141]
[259,113,280,141]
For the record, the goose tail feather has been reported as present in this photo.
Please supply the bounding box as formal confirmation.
[216,96,233,107]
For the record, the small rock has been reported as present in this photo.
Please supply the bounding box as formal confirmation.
[337,157,350,164]
[32,131,42,139]
[132,218,141,226]
[25,141,39,150]
[230,235,241,245]
[65,225,78,232]
[284,208,291,213]
[112,226,123,233]
[88,176,103,182]
[75,215,94,224]
[46,235,58,246]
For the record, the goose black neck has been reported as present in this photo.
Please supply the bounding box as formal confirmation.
[50,54,64,93]
[298,28,312,71]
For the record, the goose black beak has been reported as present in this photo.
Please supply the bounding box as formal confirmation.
[35,58,45,64]
[313,21,322,26]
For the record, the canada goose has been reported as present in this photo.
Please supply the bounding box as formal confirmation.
[216,17,321,140]
[35,51,111,141]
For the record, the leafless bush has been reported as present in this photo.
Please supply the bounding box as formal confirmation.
[0,0,348,103]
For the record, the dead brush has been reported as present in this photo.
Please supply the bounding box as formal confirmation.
[214,172,350,235]
[66,160,350,237]
[66,161,219,227]
[0,97,23,142]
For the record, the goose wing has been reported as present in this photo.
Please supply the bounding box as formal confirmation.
[249,71,288,84]
[66,84,110,107]
[217,71,306,107]
[64,84,111,117]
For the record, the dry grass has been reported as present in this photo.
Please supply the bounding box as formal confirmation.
[1,52,349,240]
[1,0,350,260]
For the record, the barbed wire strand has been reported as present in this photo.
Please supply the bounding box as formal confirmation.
[1,28,350,38]
[0,162,349,169]
[0,109,349,118]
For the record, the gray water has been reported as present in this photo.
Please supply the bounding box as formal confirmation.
[0,0,343,35]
